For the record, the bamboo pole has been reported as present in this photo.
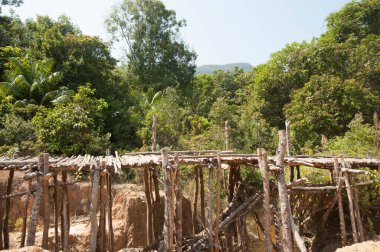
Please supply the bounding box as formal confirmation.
[42,153,50,250]
[334,157,346,246]
[215,153,222,252]
[353,190,364,242]
[174,153,183,252]
[276,130,293,252]
[107,172,114,252]
[27,154,44,246]
[53,173,59,252]
[61,171,69,252]
[207,164,214,252]
[258,148,272,252]
[20,180,32,248]
[162,148,173,251]
[143,167,153,245]
[225,120,231,150]
[3,169,14,249]
[90,161,100,252]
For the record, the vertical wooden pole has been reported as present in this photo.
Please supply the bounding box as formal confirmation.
[151,114,158,152]
[334,157,347,246]
[107,172,114,252]
[98,165,107,252]
[342,163,358,243]
[276,130,292,252]
[200,167,205,228]
[272,204,282,251]
[53,173,59,252]
[285,120,291,156]
[0,192,3,250]
[151,114,161,240]
[42,153,50,250]
[90,161,100,252]
[225,120,231,150]
[193,166,199,233]
[353,190,364,242]
[143,167,153,245]
[258,148,272,252]
[20,180,32,248]
[374,111,379,129]
[62,171,69,252]
[170,166,176,251]
[207,164,214,252]
[175,153,183,252]
[162,148,173,251]
[27,154,44,246]
[215,153,222,252]
[296,166,301,180]
[3,169,14,249]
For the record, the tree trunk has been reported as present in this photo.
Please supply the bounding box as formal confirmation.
[162,148,173,251]
[42,153,50,250]
[143,167,153,245]
[215,153,222,252]
[3,169,14,249]
[20,180,32,248]
[107,173,114,252]
[174,153,182,252]
[207,165,214,252]
[90,161,100,252]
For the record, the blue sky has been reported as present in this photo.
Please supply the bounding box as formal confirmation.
[3,0,352,66]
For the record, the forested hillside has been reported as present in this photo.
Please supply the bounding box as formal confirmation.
[196,63,253,75]
[0,0,379,157]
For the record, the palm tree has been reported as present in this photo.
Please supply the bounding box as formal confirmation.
[0,56,74,105]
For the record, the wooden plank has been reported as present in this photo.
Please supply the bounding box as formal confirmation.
[42,153,50,250]
[3,169,14,249]
[258,148,272,252]
[89,161,100,252]
[27,154,44,246]
[276,130,292,252]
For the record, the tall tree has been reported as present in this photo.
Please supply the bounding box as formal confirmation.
[105,0,196,92]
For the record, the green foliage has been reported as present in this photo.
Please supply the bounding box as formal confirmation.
[285,75,379,153]
[105,0,196,92]
[328,114,380,157]
[33,85,110,155]
[0,113,35,146]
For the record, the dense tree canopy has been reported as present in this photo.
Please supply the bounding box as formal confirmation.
[105,0,196,92]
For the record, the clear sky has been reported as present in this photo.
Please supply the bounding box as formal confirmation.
[3,0,352,66]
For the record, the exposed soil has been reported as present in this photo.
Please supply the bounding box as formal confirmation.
[336,236,380,252]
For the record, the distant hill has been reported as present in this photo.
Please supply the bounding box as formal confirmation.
[196,62,253,75]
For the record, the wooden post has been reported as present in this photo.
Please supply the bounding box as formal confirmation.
[193,166,199,233]
[170,165,176,252]
[3,169,14,249]
[200,167,205,227]
[98,165,107,252]
[341,158,358,244]
[20,180,32,248]
[90,161,100,252]
[207,164,214,252]
[285,120,291,156]
[162,148,173,251]
[334,157,347,246]
[143,167,153,245]
[258,148,272,252]
[42,153,50,250]
[353,190,364,242]
[215,153,222,252]
[374,111,379,129]
[53,173,59,252]
[174,153,183,252]
[276,130,293,252]
[107,172,114,252]
[61,171,69,252]
[27,154,44,246]
[225,120,231,150]
[151,114,158,151]
[0,191,3,250]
